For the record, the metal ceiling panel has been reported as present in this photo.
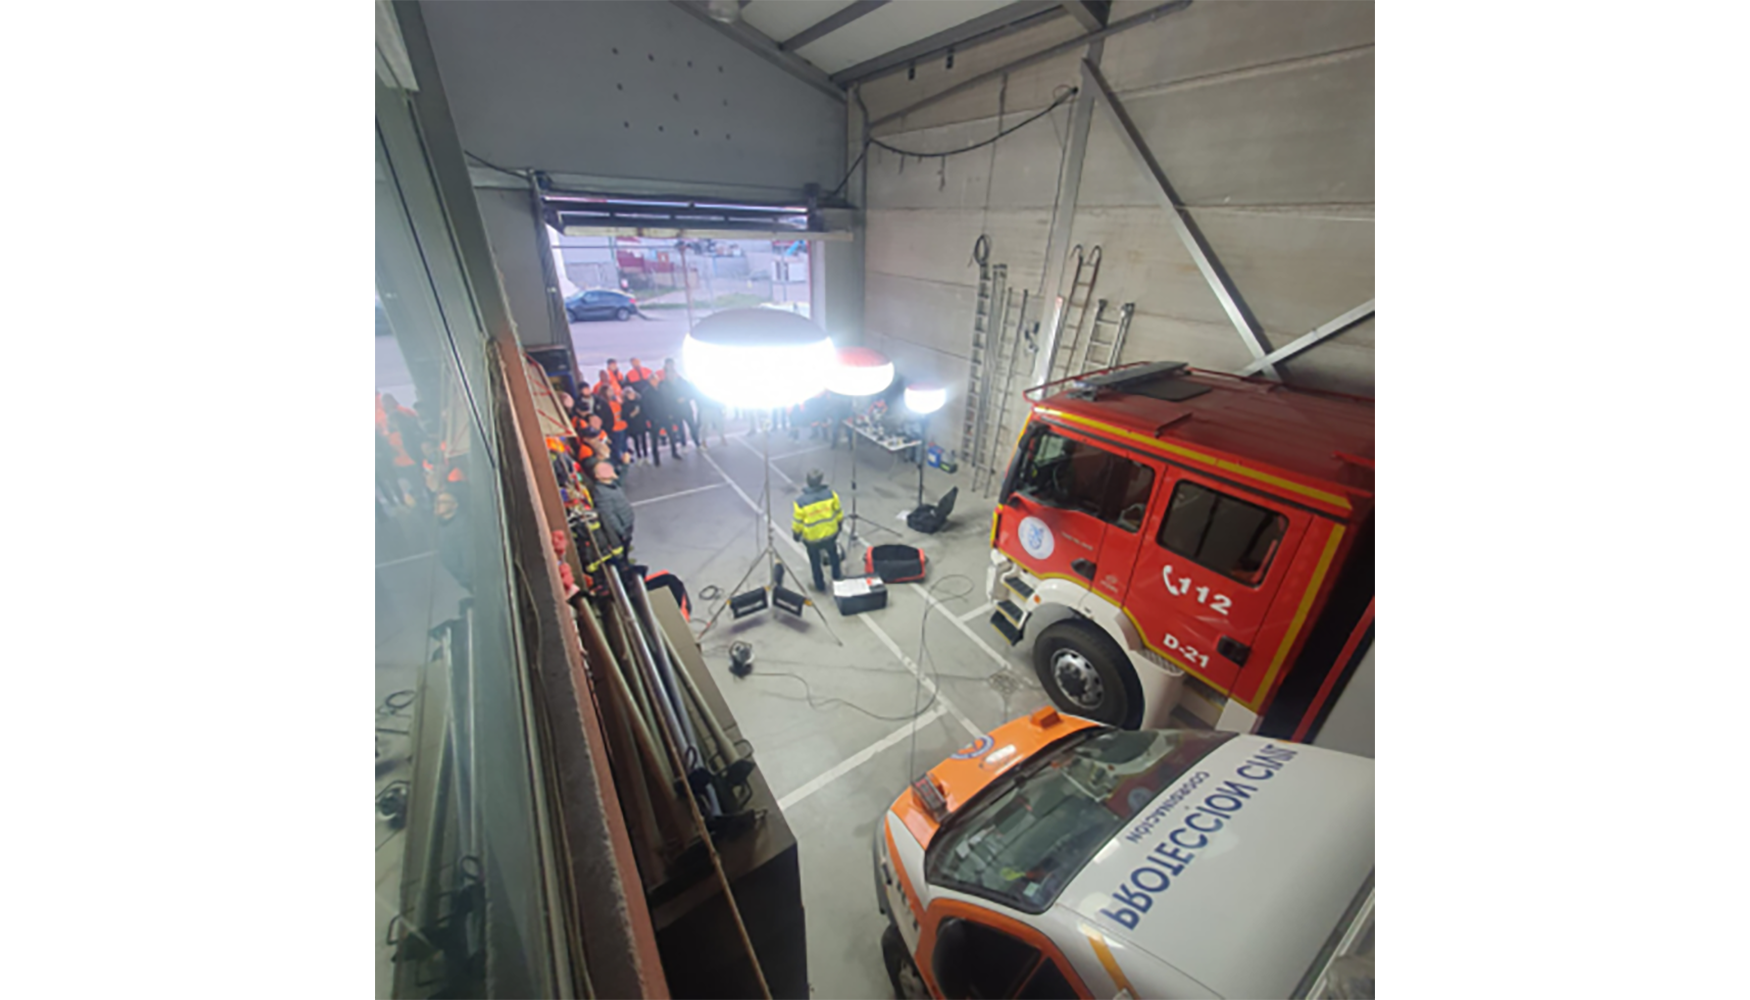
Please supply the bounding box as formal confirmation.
[739,0,857,44]
[793,0,1020,74]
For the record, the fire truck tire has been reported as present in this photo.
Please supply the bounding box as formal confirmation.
[882,923,929,999]
[1033,618,1144,729]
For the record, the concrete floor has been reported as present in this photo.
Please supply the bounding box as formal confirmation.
[622,423,1055,999]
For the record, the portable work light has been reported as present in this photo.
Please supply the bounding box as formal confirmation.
[826,346,895,398]
[681,308,834,410]
[903,382,949,512]
[686,308,843,645]
[903,382,948,416]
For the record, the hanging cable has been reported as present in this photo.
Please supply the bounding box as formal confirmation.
[870,87,1077,160]
[465,150,532,181]
[827,86,1078,201]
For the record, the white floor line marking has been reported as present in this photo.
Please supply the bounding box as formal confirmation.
[733,434,797,486]
[700,449,765,514]
[702,451,986,741]
[957,601,994,623]
[376,551,435,570]
[631,482,726,507]
[912,583,1014,670]
[775,704,947,811]
[861,616,983,738]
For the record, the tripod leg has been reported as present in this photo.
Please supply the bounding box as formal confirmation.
[698,546,770,639]
[771,544,845,646]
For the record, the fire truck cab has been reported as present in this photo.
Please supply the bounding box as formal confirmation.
[874,709,1375,999]
[986,362,1374,737]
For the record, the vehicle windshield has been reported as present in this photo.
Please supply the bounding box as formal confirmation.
[924,728,1234,913]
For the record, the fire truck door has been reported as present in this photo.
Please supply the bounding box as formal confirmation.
[1126,469,1312,695]
[1088,451,1163,606]
[999,426,1111,585]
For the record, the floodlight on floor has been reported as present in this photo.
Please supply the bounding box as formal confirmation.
[686,309,842,644]
[904,382,949,511]
[827,346,899,555]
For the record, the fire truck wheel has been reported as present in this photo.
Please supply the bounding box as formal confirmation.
[1034,619,1143,729]
[882,923,928,999]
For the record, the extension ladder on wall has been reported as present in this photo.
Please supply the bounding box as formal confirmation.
[1074,300,1134,374]
[1046,245,1102,384]
[974,288,1034,497]
[960,243,1009,463]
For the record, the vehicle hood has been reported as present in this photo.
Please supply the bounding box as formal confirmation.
[1060,736,1373,999]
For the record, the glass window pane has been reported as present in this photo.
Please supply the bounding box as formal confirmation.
[1106,460,1156,533]
[1015,429,1114,516]
[925,729,1235,912]
[377,78,559,998]
[932,918,1039,999]
[1156,481,1288,586]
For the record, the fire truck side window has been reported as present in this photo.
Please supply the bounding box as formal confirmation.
[932,917,1040,999]
[1157,480,1288,586]
[1012,427,1158,529]
[1105,460,1156,533]
[1013,429,1112,516]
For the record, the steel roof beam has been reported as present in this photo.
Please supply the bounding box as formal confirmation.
[1062,1,1110,33]
[780,0,889,52]
[1238,301,1376,377]
[1081,57,1280,380]
[830,1,1065,87]
[869,0,1190,130]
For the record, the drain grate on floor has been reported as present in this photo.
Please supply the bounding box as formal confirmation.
[987,669,1026,697]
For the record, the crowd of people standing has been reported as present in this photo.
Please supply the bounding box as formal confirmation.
[567,355,723,475]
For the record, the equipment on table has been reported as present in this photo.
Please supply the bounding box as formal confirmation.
[831,576,889,616]
[906,486,958,535]
[864,544,927,584]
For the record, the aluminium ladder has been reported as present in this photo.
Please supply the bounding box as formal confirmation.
[960,256,1009,462]
[1072,300,1135,375]
[975,288,1035,497]
[1046,245,1102,384]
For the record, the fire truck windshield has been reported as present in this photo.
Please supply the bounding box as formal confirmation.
[924,728,1235,914]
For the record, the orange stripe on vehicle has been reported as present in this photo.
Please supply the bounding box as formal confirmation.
[885,822,926,927]
[1240,524,1347,711]
[1084,928,1138,998]
[1036,407,1353,512]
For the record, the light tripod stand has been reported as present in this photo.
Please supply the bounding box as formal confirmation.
[839,405,903,559]
[698,416,843,644]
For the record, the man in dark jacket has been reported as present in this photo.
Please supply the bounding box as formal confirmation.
[791,469,844,591]
[661,359,701,450]
[643,374,682,463]
[591,460,635,554]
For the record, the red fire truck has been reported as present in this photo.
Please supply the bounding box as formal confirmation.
[986,362,1374,740]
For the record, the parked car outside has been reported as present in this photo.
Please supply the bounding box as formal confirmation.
[565,289,639,322]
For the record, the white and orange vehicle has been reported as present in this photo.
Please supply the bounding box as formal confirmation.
[874,709,1374,999]
[986,362,1374,738]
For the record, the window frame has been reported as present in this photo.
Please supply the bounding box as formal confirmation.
[1154,478,1289,588]
[1006,425,1156,532]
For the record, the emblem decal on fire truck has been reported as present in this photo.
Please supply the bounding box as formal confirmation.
[1018,516,1055,559]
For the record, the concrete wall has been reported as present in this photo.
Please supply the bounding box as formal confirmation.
[857,0,1375,454]
[476,187,565,348]
[1314,642,1374,759]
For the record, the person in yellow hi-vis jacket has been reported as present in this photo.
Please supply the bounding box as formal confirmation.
[792,468,845,592]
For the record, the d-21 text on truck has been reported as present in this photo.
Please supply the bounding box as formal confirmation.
[985,362,1374,739]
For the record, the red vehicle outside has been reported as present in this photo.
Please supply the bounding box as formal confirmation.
[986,361,1374,739]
